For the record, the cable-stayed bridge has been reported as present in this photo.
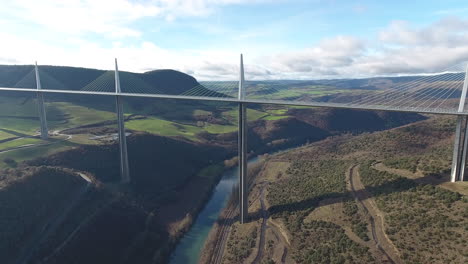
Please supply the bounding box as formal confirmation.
[1,55,467,223]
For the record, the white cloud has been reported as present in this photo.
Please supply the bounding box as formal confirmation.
[1,0,161,38]
[1,6,468,81]
[274,36,365,71]
[379,18,468,47]
[258,17,468,79]
[0,0,275,38]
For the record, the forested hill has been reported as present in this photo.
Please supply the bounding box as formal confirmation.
[0,65,200,95]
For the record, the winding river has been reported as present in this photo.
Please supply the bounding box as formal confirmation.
[169,156,260,264]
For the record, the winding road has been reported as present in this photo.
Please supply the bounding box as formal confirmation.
[348,165,401,264]
[0,131,72,155]
[252,184,268,264]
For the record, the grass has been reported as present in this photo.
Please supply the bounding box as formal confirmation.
[0,141,75,169]
[248,85,354,100]
[1,95,295,145]
[203,123,238,134]
[0,118,40,135]
[0,97,115,135]
[262,115,288,121]
[222,108,271,122]
[67,133,111,145]
[126,116,241,140]
[193,109,212,117]
[0,96,63,135]
[125,105,296,140]
[0,138,42,151]
[265,109,288,115]
[288,105,315,109]
[0,96,40,117]
[125,117,202,141]
[0,131,16,141]
[47,102,116,130]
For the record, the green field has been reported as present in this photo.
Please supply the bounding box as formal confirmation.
[247,84,354,100]
[126,117,203,141]
[47,102,116,130]
[221,108,271,122]
[0,96,40,117]
[0,141,75,169]
[203,123,238,134]
[0,95,298,166]
[0,138,42,150]
[0,131,16,141]
[262,115,288,121]
[0,117,40,135]
[192,109,212,117]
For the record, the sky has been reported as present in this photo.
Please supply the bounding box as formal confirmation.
[1,0,468,80]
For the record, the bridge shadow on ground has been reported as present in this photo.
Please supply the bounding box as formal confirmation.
[216,172,448,225]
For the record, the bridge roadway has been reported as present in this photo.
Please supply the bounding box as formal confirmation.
[0,86,464,115]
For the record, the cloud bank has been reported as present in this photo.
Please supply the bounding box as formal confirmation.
[1,1,468,80]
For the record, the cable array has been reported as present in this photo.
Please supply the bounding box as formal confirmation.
[195,81,239,98]
[348,62,467,112]
[3,62,468,114]
[81,71,115,92]
[13,69,36,88]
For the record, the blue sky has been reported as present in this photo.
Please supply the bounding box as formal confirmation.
[1,0,468,80]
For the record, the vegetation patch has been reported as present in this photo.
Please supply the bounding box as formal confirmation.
[0,166,86,263]
[0,130,16,141]
[224,223,258,263]
[359,162,467,264]
[0,137,42,151]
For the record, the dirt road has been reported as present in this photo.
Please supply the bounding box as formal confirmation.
[348,165,402,264]
[252,184,268,264]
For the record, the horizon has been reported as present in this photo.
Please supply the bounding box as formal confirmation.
[1,60,467,82]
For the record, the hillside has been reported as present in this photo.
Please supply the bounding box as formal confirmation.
[287,108,425,133]
[0,166,90,264]
[0,64,447,264]
[213,115,467,264]
[198,108,426,154]
[0,132,233,264]
[28,132,230,199]
[0,65,200,94]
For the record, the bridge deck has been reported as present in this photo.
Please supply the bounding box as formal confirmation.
[0,86,464,116]
[1,60,467,116]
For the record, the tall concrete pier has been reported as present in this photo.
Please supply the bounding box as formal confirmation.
[238,54,248,223]
[450,64,468,182]
[34,62,48,140]
[114,59,130,183]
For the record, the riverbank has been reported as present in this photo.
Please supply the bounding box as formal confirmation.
[168,155,264,264]
[157,160,234,263]
[198,159,267,264]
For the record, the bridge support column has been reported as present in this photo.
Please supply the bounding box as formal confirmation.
[238,54,248,223]
[34,62,48,139]
[451,116,468,182]
[238,102,248,223]
[459,118,468,182]
[115,59,130,183]
[450,63,468,182]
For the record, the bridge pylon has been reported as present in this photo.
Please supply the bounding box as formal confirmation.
[450,63,468,182]
[115,59,130,183]
[238,54,248,223]
[34,62,48,140]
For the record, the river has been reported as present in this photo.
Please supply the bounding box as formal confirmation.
[169,156,261,264]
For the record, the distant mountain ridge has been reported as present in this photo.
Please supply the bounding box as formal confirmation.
[0,65,202,95]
